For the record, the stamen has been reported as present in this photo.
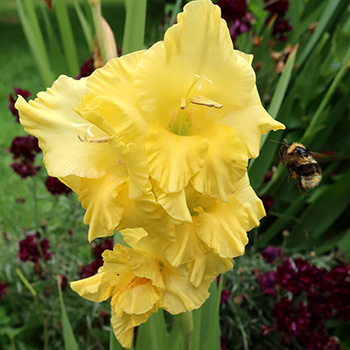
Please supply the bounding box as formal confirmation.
[190,96,223,109]
[77,135,109,143]
[180,97,186,110]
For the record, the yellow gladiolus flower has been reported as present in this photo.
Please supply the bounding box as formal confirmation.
[16,0,283,240]
[71,235,210,348]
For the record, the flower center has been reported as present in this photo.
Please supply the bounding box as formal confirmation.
[169,75,222,136]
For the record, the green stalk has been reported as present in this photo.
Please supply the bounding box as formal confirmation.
[122,0,147,54]
[175,312,193,350]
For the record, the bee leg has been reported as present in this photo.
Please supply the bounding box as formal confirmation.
[295,176,305,197]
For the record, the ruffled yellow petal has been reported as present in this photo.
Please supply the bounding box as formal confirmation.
[79,51,148,145]
[191,123,248,201]
[70,270,112,302]
[235,174,266,230]
[117,183,176,242]
[162,221,208,266]
[152,181,192,223]
[110,140,149,200]
[119,281,162,315]
[187,251,233,288]
[194,196,249,258]
[145,122,208,193]
[78,175,125,242]
[111,296,154,349]
[160,263,210,314]
[126,248,165,289]
[16,76,116,178]
[219,86,285,158]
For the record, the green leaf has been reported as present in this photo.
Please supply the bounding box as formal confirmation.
[58,276,79,350]
[54,0,80,76]
[288,169,350,248]
[72,0,94,51]
[136,310,169,350]
[122,0,147,54]
[15,0,54,85]
[296,0,342,67]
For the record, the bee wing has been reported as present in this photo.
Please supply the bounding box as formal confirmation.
[309,151,349,162]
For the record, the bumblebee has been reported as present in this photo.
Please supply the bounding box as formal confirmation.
[278,141,322,196]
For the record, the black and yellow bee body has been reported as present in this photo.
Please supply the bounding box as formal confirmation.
[279,142,322,196]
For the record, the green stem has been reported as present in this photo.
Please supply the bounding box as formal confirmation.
[175,312,193,350]
[31,175,39,228]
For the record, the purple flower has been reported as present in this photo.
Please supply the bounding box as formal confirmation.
[18,232,53,264]
[80,239,114,279]
[75,57,95,79]
[10,136,41,161]
[275,258,324,294]
[256,271,277,296]
[264,0,289,16]
[45,176,72,195]
[8,87,31,122]
[221,289,231,304]
[0,281,7,298]
[261,246,282,264]
[218,0,248,22]
[273,299,311,337]
[10,162,41,178]
[9,136,41,178]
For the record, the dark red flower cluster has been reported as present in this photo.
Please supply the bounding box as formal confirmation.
[264,0,292,41]
[9,136,41,178]
[256,253,348,349]
[80,239,114,279]
[18,232,53,264]
[45,176,72,195]
[220,289,231,304]
[275,257,325,294]
[0,281,7,299]
[217,0,255,43]
[8,87,31,123]
[75,57,95,79]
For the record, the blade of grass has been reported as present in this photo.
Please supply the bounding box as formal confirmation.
[54,0,80,76]
[301,44,350,145]
[73,0,94,51]
[57,276,79,350]
[249,45,298,188]
[15,0,54,85]
[122,0,147,54]
[296,0,342,67]
[169,0,184,27]
[40,4,67,75]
